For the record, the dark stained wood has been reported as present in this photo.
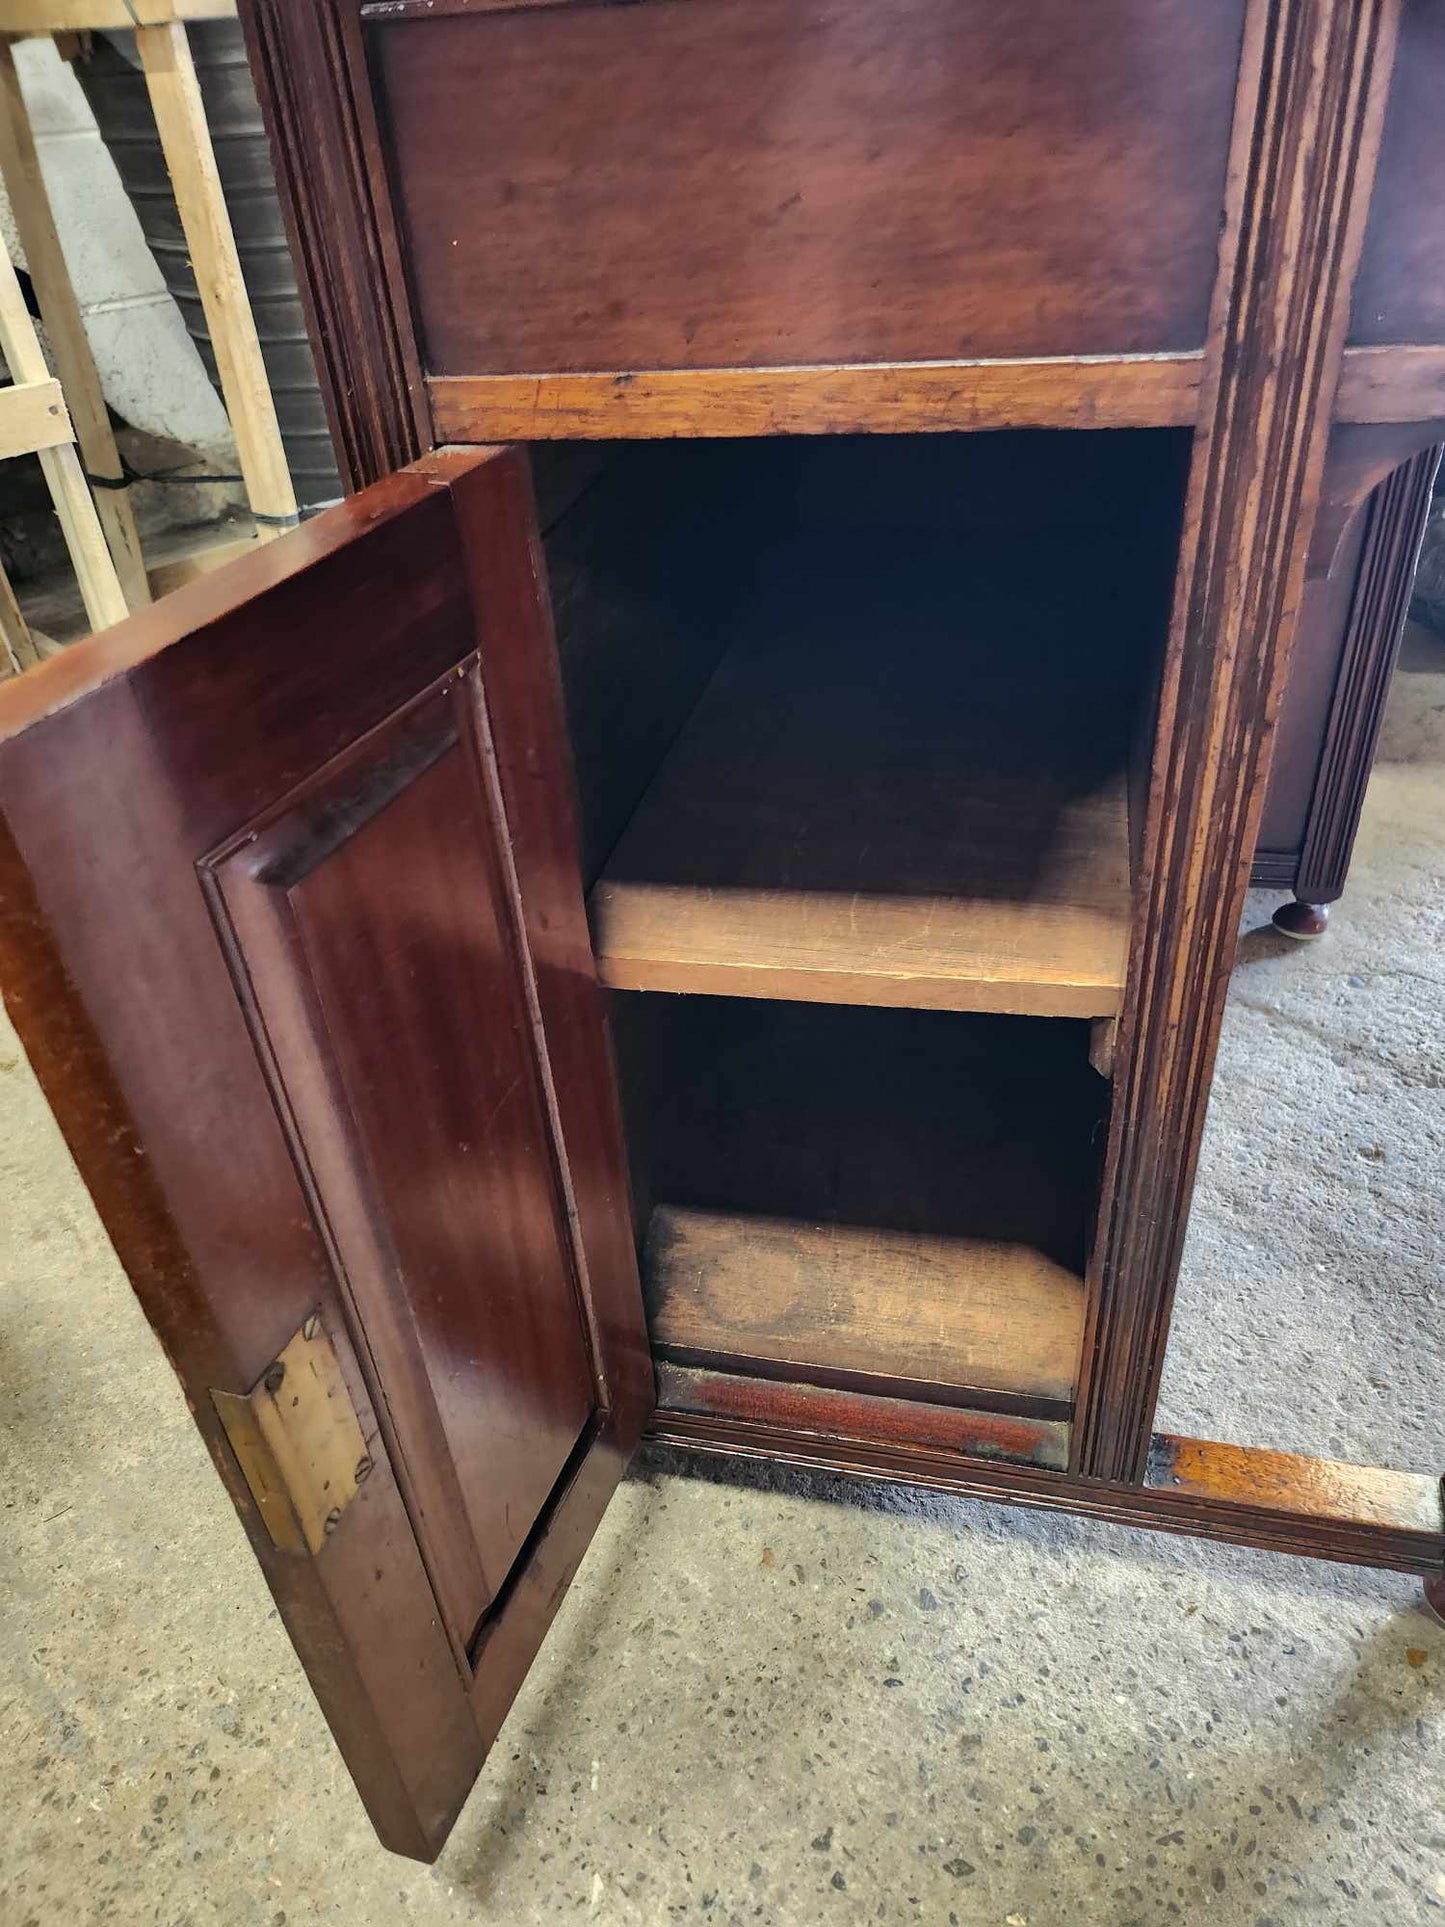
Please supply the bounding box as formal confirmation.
[427,346,1445,442]
[1348,0,1445,349]
[650,1412,1445,1576]
[206,675,597,1616]
[373,0,1247,377]
[1269,897,1330,938]
[1308,420,1445,577]
[0,450,650,1860]
[1075,0,1405,1486]
[427,356,1204,442]
[0,806,485,1857]
[1255,485,1373,874]
[45,0,1443,1814]
[530,444,750,888]
[1291,444,1441,900]
[613,995,1104,1411]
[590,528,1139,1018]
[236,0,428,489]
[655,1363,1071,1473]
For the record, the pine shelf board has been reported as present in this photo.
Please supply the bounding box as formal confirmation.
[644,1205,1086,1411]
[590,537,1133,1018]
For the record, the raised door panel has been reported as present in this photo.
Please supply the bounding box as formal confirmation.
[0,450,650,1860]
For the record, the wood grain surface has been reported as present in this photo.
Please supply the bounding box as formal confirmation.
[592,529,1143,1018]
[646,1206,1086,1411]
[375,0,1246,374]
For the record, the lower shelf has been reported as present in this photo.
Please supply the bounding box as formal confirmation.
[646,1205,1084,1414]
[614,997,1105,1420]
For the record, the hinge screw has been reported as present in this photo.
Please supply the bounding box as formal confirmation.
[355,1455,373,1484]
[262,1362,285,1394]
[323,1507,343,1536]
[301,1313,321,1342]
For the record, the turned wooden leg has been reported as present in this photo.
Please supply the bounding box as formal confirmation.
[1425,1573,1445,1626]
[1272,897,1330,940]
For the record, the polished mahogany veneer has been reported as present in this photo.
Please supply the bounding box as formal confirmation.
[373,0,1248,376]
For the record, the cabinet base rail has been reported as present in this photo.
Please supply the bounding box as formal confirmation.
[646,1413,1445,1578]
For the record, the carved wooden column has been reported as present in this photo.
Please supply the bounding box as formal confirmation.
[1075,0,1404,1484]
[237,0,429,491]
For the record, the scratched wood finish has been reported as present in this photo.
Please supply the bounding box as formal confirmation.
[427,356,1204,442]
[654,1363,1072,1473]
[373,0,1247,377]
[0,452,650,1860]
[646,1206,1086,1414]
[1334,345,1445,424]
[1146,1436,1445,1535]
[1075,0,1407,1485]
[650,1411,1445,1576]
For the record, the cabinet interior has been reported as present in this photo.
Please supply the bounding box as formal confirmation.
[539,429,1189,1440]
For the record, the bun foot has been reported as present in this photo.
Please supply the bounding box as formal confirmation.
[1425,1574,1445,1627]
[1272,898,1329,941]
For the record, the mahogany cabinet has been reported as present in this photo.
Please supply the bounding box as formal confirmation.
[1,0,1442,1865]
[1256,439,1441,932]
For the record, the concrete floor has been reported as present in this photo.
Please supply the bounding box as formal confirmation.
[1,635,1442,1925]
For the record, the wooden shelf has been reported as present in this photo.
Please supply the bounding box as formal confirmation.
[645,1205,1086,1413]
[615,998,1104,1417]
[591,532,1135,1018]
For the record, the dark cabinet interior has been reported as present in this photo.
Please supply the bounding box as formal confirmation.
[532,430,1187,1454]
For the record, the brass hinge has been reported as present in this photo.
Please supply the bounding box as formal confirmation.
[212,1312,373,1556]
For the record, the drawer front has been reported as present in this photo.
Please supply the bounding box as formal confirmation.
[369,0,1248,380]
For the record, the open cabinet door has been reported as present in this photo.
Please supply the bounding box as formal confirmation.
[0,447,653,1861]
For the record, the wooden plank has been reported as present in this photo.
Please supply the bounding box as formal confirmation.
[0,555,35,675]
[0,375,69,458]
[136,19,297,540]
[649,1408,1445,1576]
[646,1206,1086,1411]
[1146,1437,1444,1537]
[0,39,149,607]
[1335,344,1445,424]
[429,355,1204,442]
[145,530,258,597]
[655,1362,1072,1472]
[591,531,1134,1018]
[0,228,126,632]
